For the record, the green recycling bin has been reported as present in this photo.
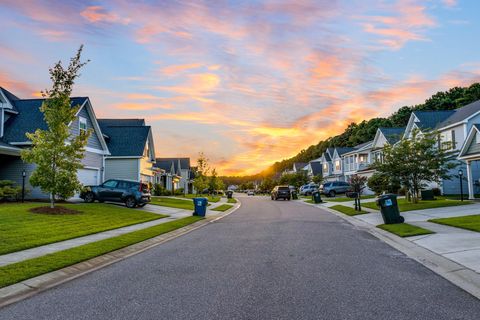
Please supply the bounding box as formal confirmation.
[312,191,322,204]
[292,190,298,200]
[376,194,404,224]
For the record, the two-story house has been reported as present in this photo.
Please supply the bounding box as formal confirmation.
[98,119,158,184]
[0,87,110,199]
[155,158,194,193]
[370,127,405,163]
[321,148,334,181]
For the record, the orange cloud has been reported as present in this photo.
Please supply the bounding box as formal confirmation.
[156,73,220,97]
[80,6,130,25]
[160,63,203,76]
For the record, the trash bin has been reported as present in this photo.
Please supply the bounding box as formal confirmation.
[376,194,404,224]
[312,191,322,204]
[421,189,435,200]
[226,190,233,199]
[291,190,298,200]
[193,197,208,217]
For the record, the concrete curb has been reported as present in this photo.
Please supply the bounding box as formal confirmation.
[0,200,242,309]
[299,201,480,300]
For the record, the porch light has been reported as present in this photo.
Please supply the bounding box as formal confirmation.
[458,169,464,201]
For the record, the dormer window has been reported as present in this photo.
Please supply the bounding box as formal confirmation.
[79,117,87,135]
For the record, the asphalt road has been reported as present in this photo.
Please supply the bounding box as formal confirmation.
[1,196,480,319]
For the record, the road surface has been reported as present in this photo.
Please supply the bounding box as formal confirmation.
[1,195,479,319]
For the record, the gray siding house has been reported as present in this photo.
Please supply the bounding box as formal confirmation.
[0,87,110,199]
[154,158,194,193]
[98,119,158,184]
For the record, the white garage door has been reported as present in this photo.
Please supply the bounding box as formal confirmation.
[78,168,99,186]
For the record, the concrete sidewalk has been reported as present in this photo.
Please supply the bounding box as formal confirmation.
[315,200,480,274]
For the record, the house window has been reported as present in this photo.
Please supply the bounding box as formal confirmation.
[441,130,456,150]
[476,132,480,144]
[79,117,87,135]
[335,160,341,171]
[323,163,328,171]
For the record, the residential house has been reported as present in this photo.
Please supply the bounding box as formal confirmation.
[403,101,480,195]
[0,87,110,199]
[304,160,322,180]
[370,127,405,163]
[98,119,158,184]
[155,158,194,193]
[320,148,334,181]
[328,147,354,181]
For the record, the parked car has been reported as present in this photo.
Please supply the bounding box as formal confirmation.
[320,181,352,197]
[271,185,291,200]
[300,184,319,196]
[81,179,151,208]
[247,190,255,196]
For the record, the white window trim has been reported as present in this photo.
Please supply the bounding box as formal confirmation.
[79,116,87,135]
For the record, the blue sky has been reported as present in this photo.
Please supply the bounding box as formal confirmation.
[0,0,479,175]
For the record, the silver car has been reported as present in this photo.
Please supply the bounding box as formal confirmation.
[320,181,352,197]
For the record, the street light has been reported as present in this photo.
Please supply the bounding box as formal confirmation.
[21,170,26,203]
[458,169,464,201]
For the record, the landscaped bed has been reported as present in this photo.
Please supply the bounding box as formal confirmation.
[227,198,237,204]
[329,204,368,216]
[0,216,203,288]
[0,203,165,255]
[150,197,194,210]
[429,214,480,232]
[362,198,472,212]
[377,223,434,237]
[211,204,233,212]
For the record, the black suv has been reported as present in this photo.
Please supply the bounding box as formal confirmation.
[271,185,291,201]
[80,179,151,208]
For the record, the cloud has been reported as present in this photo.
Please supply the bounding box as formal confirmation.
[442,0,458,8]
[155,73,221,97]
[80,6,130,25]
[160,63,203,76]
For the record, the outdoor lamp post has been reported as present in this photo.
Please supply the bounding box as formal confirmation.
[458,169,464,201]
[21,170,26,203]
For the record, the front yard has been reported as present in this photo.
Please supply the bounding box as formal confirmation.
[0,203,164,255]
[150,197,194,210]
[329,205,368,216]
[362,198,472,212]
[377,223,434,237]
[429,214,480,232]
[211,204,233,212]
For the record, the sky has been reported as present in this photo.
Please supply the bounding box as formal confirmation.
[1,0,480,175]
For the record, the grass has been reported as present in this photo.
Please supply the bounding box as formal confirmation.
[227,198,237,204]
[362,198,472,212]
[150,197,194,210]
[326,195,376,202]
[377,223,434,237]
[181,194,221,202]
[329,205,368,216]
[211,204,233,212]
[0,203,164,255]
[0,216,203,288]
[429,214,480,232]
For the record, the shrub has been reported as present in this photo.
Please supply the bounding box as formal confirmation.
[153,184,164,196]
[0,180,22,201]
[174,188,185,196]
[367,173,401,195]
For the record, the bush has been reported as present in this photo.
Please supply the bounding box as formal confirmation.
[153,184,163,196]
[174,188,185,196]
[0,180,22,201]
[367,173,401,195]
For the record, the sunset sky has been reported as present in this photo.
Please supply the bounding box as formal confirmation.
[1,0,479,175]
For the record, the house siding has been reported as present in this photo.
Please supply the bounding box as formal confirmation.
[104,158,139,181]
[465,131,480,155]
[82,151,103,168]
[139,156,155,183]
[0,157,47,199]
[71,106,102,150]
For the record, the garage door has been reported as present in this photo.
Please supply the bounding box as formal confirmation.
[78,168,99,186]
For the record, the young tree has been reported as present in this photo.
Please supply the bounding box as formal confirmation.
[367,172,401,195]
[374,129,457,203]
[193,152,210,194]
[279,172,309,188]
[348,174,367,194]
[208,168,220,194]
[22,46,90,208]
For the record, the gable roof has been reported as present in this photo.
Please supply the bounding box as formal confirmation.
[436,100,480,129]
[2,97,88,143]
[379,127,405,144]
[309,161,322,176]
[155,158,191,173]
[322,151,331,162]
[412,110,455,130]
[293,162,307,171]
[459,124,480,159]
[98,119,151,157]
[0,87,20,111]
[96,118,145,127]
[334,147,354,157]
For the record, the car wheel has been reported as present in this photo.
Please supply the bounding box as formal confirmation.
[84,192,95,203]
[125,197,137,208]
[329,190,336,198]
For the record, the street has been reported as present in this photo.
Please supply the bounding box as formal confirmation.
[1,195,480,319]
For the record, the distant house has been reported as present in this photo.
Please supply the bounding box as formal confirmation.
[98,119,158,184]
[305,161,322,180]
[370,127,405,162]
[154,158,194,193]
[0,87,110,199]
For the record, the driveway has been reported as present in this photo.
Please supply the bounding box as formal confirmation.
[1,195,479,319]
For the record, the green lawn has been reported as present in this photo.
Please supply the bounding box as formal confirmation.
[326,195,376,202]
[362,198,472,212]
[429,214,480,232]
[0,216,203,288]
[0,203,164,255]
[211,204,233,212]
[181,194,221,202]
[330,205,368,216]
[150,197,194,210]
[227,198,237,204]
[377,223,434,237]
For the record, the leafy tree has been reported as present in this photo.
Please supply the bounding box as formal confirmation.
[348,174,368,194]
[208,168,222,193]
[374,129,457,203]
[193,152,210,194]
[367,172,401,195]
[312,174,323,185]
[279,172,309,188]
[21,46,90,208]
[258,177,277,193]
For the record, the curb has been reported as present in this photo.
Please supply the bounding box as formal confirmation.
[298,200,480,300]
[0,200,242,309]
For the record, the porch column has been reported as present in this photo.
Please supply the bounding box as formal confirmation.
[466,160,474,200]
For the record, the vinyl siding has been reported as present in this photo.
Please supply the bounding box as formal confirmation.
[0,157,47,199]
[139,156,155,182]
[465,131,480,155]
[104,158,139,181]
[70,106,102,150]
[441,160,480,194]
[82,151,103,168]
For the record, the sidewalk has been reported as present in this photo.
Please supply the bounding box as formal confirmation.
[315,200,480,274]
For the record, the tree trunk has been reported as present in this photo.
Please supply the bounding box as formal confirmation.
[50,193,55,208]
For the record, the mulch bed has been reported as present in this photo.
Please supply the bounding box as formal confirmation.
[29,206,83,215]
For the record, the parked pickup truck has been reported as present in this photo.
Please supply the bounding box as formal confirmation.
[80,179,151,208]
